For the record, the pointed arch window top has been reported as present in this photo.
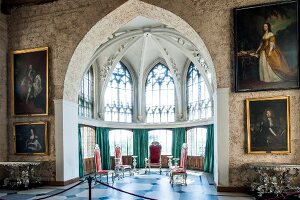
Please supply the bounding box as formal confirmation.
[104,62,133,122]
[187,62,212,121]
[146,63,175,123]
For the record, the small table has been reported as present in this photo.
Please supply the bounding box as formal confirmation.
[0,162,41,188]
[166,156,173,176]
[248,163,300,197]
[173,158,179,167]
[132,156,139,174]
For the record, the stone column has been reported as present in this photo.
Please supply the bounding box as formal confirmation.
[54,99,79,182]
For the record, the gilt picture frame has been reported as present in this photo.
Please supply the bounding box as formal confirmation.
[14,122,48,155]
[234,1,299,92]
[11,47,48,116]
[246,96,290,154]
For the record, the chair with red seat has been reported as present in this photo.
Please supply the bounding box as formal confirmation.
[145,141,162,174]
[114,145,133,179]
[169,143,188,186]
[94,144,114,184]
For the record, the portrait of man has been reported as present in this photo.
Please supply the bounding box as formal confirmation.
[12,47,48,116]
[235,1,299,92]
[246,96,290,153]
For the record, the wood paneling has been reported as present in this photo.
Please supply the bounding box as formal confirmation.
[187,156,204,171]
[83,158,94,175]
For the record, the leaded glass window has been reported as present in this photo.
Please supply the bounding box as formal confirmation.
[109,129,133,156]
[104,62,133,122]
[187,63,212,120]
[146,63,175,123]
[78,67,94,118]
[81,126,96,158]
[148,129,172,155]
[186,127,206,156]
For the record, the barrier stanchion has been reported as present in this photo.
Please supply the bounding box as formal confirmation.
[86,176,93,200]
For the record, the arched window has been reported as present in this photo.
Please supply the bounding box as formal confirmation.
[148,129,172,155]
[186,63,212,120]
[80,126,96,158]
[104,62,133,122]
[109,129,133,156]
[186,127,206,156]
[145,63,175,123]
[78,67,94,118]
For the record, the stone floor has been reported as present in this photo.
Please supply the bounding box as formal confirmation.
[0,170,254,200]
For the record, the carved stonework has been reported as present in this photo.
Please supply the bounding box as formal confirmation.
[177,113,183,121]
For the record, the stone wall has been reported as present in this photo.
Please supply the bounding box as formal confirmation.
[6,0,300,186]
[0,13,7,162]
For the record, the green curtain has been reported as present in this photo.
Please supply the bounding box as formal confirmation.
[172,128,186,161]
[204,124,214,173]
[78,125,84,178]
[133,129,148,168]
[95,127,111,170]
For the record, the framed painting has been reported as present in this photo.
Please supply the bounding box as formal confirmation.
[11,47,48,116]
[246,96,290,154]
[14,122,48,155]
[234,1,299,92]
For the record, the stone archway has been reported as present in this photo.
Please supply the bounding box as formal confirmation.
[63,0,217,102]
[58,0,229,187]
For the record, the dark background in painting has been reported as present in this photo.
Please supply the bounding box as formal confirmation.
[236,1,298,91]
[249,99,288,152]
[13,50,47,115]
[15,124,46,154]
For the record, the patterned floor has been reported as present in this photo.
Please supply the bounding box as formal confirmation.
[0,170,254,200]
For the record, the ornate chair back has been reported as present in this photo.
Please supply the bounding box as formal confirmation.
[169,143,188,186]
[94,144,114,184]
[115,145,123,165]
[179,143,188,170]
[149,141,161,164]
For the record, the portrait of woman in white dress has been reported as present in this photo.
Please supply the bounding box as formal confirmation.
[235,1,299,91]
[255,23,297,83]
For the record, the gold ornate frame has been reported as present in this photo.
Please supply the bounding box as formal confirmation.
[14,121,48,155]
[246,96,291,154]
[11,47,48,116]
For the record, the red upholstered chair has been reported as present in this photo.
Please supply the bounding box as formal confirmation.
[170,143,188,186]
[94,144,114,184]
[114,145,133,178]
[145,141,162,174]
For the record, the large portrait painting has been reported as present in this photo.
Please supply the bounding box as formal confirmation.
[11,47,48,116]
[14,122,48,155]
[235,1,299,92]
[246,96,290,154]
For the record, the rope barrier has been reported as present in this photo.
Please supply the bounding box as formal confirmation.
[95,180,157,200]
[34,179,87,200]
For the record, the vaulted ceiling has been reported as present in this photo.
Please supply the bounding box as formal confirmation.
[93,16,192,84]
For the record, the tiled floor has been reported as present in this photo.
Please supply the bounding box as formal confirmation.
[0,170,254,200]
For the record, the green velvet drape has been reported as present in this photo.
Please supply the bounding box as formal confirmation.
[95,127,111,170]
[133,129,148,168]
[204,124,214,173]
[172,128,186,161]
[78,125,84,178]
